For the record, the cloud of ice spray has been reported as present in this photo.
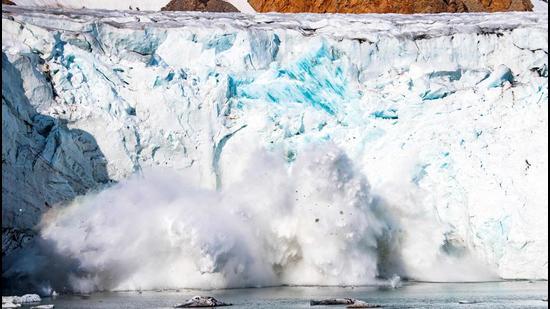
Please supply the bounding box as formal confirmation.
[39,143,497,293]
[40,144,392,292]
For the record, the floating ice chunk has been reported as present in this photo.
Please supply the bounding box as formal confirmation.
[2,295,41,305]
[1,297,21,309]
[458,300,479,304]
[30,305,55,309]
[2,297,18,304]
[19,295,41,304]
[174,296,232,308]
[347,301,383,308]
[310,298,356,305]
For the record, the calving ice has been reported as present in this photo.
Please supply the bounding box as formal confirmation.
[1,5,548,293]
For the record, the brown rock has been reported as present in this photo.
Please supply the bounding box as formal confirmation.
[2,0,16,5]
[161,0,239,12]
[247,0,533,13]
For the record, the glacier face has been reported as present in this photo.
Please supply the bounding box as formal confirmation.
[2,6,548,291]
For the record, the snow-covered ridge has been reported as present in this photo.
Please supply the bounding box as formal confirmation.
[2,6,548,292]
[10,0,171,11]
[2,5,547,36]
[11,0,257,13]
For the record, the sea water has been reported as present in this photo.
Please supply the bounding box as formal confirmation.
[29,281,548,308]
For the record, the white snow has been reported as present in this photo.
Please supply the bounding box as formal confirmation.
[10,0,256,13]
[225,0,255,13]
[1,6,548,291]
[11,0,171,10]
[532,0,548,12]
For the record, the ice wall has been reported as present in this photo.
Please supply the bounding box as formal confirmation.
[2,6,548,292]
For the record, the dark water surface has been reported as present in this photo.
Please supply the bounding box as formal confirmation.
[19,281,549,308]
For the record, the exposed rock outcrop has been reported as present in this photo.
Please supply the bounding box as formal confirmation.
[2,0,16,5]
[161,0,239,12]
[247,0,534,13]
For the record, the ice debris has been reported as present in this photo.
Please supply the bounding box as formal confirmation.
[2,295,42,309]
[174,296,232,307]
[347,301,383,308]
[310,298,356,305]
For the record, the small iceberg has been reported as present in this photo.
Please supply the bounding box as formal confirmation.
[2,296,19,308]
[2,294,42,308]
[19,295,41,304]
[347,300,383,308]
[174,296,232,308]
[458,300,479,304]
[30,305,55,309]
[310,298,356,305]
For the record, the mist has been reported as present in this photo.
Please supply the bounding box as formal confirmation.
[37,144,497,293]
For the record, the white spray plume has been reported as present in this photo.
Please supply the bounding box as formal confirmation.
[40,144,388,291]
[40,143,496,293]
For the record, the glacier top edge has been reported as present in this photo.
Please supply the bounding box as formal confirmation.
[2,5,548,39]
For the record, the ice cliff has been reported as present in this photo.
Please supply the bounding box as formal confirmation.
[1,5,548,292]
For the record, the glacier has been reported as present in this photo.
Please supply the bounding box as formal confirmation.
[1,5,548,292]
[10,0,257,13]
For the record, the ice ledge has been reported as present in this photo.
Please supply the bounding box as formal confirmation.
[2,5,548,40]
